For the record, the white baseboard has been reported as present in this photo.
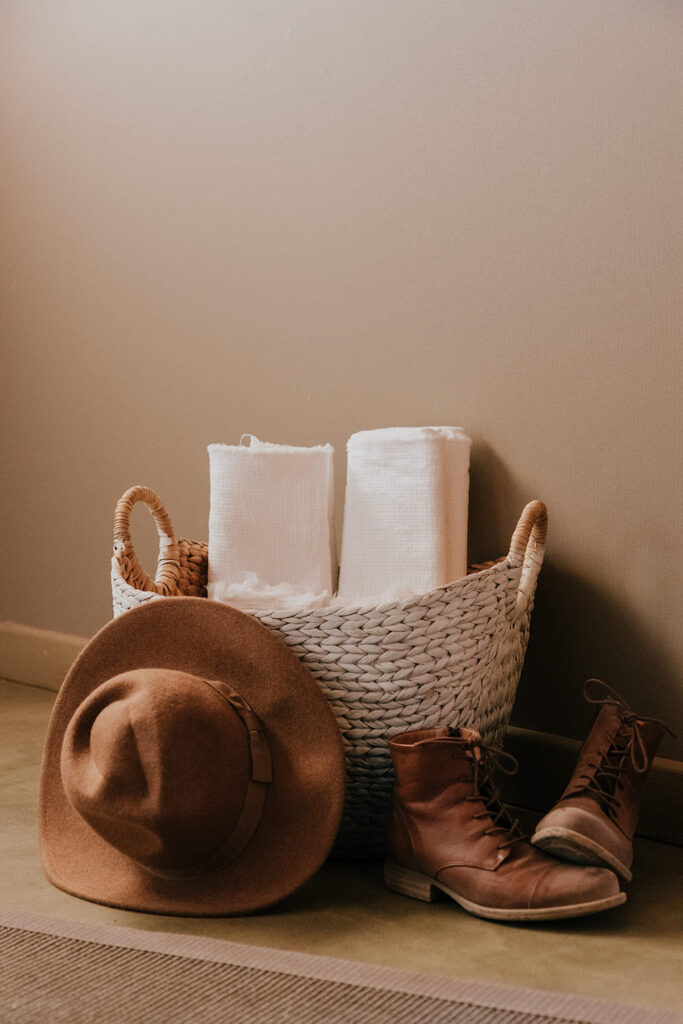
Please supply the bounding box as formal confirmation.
[0,621,88,692]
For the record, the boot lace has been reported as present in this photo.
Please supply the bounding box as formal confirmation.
[448,729,527,850]
[575,678,675,818]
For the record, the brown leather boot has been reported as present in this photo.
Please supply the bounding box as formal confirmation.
[384,726,624,921]
[532,679,674,881]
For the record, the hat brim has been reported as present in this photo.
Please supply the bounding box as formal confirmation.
[39,597,345,916]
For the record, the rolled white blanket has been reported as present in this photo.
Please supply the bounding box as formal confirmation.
[207,436,337,611]
[336,426,471,606]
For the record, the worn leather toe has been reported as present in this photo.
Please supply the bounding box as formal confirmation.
[534,800,633,874]
[529,862,619,910]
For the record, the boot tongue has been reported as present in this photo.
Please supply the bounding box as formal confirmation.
[449,726,523,851]
[448,725,484,760]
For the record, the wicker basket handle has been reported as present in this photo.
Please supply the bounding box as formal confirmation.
[507,500,548,616]
[113,486,181,595]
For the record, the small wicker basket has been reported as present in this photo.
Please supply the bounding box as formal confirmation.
[111,486,547,859]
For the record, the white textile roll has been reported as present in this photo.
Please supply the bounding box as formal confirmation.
[336,426,470,606]
[207,436,337,611]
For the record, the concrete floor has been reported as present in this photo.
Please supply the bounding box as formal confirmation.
[2,677,681,1013]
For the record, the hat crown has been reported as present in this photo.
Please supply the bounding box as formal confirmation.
[61,669,252,874]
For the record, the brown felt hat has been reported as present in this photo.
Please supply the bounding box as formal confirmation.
[39,597,345,916]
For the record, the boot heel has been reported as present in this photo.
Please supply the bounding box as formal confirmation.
[384,861,444,902]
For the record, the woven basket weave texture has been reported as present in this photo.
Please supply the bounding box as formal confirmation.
[111,487,547,859]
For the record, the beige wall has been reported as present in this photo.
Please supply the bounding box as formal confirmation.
[2,1,680,757]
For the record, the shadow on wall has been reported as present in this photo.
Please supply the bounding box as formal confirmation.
[468,438,531,565]
[518,564,679,761]
[468,440,680,762]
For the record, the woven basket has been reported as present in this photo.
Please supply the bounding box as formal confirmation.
[111,486,547,859]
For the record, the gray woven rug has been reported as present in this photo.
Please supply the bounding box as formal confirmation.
[0,909,679,1024]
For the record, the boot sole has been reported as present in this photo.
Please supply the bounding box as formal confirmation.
[384,861,626,921]
[531,826,632,883]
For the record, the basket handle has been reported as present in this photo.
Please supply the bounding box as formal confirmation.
[113,485,181,594]
[507,500,548,617]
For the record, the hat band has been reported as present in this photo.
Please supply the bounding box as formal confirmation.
[145,678,273,880]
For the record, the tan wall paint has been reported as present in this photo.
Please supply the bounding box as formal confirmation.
[1,1,681,758]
